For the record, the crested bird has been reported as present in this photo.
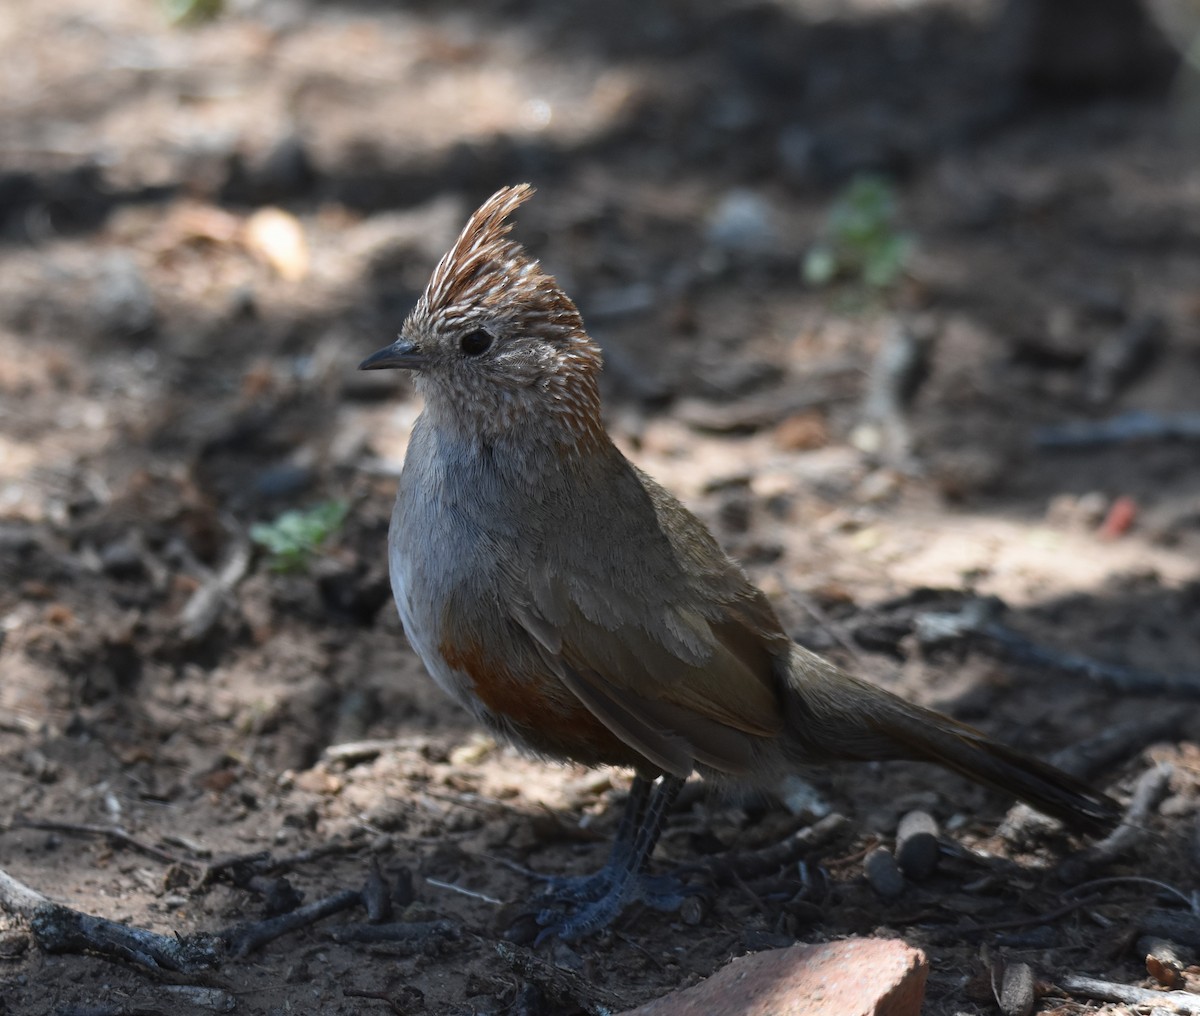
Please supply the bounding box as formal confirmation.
[360,184,1120,942]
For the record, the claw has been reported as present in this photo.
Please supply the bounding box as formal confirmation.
[523,868,706,943]
[505,775,697,944]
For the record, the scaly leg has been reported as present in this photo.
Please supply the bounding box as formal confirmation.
[525,775,700,944]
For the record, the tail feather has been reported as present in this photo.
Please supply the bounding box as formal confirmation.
[784,647,1121,836]
[871,709,1120,836]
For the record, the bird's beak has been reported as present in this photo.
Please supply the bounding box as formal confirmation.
[358,338,427,371]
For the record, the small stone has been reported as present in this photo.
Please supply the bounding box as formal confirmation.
[705,189,778,258]
[997,961,1036,1016]
[679,894,708,926]
[894,811,940,881]
[864,847,906,898]
[99,538,145,578]
[619,939,928,1016]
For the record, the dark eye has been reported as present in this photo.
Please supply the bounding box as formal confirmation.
[460,329,493,356]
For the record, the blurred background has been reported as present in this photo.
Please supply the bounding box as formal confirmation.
[1,1,1199,1013]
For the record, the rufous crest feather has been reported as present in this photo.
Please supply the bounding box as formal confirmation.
[417,185,597,365]
[423,184,538,317]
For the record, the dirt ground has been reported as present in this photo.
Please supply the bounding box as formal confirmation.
[2,1,1200,1013]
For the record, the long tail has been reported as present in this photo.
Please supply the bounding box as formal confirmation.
[781,645,1121,836]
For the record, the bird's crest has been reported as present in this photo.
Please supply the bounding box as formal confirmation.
[412,185,605,448]
[422,184,539,318]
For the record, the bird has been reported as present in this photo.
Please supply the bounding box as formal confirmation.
[359,184,1120,942]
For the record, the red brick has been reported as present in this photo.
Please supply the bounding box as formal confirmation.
[621,938,928,1016]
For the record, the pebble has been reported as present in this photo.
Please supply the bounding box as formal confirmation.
[996,961,1036,1016]
[863,846,906,898]
[894,810,940,881]
[100,538,145,578]
[704,189,777,258]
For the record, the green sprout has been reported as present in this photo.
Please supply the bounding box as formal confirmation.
[803,175,913,293]
[250,501,347,573]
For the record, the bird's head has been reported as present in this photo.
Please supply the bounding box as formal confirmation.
[360,184,604,448]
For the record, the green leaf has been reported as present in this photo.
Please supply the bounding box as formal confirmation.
[250,500,348,573]
[808,173,912,295]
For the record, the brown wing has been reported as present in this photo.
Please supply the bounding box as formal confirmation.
[509,458,791,777]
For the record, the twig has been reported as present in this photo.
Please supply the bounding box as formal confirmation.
[362,858,392,923]
[1001,715,1182,842]
[160,832,212,858]
[1058,763,1173,883]
[322,739,396,765]
[199,840,356,887]
[12,818,187,867]
[178,517,251,642]
[913,598,1200,699]
[1056,972,1200,1012]
[424,877,502,906]
[1141,910,1200,950]
[929,893,1104,942]
[260,839,359,874]
[330,919,459,944]
[495,941,626,1016]
[854,317,933,468]
[0,866,222,972]
[1035,409,1200,449]
[983,625,1200,698]
[343,985,421,1015]
[199,850,271,887]
[1046,711,1189,779]
[221,888,362,957]
[701,812,849,884]
[342,987,406,1015]
[1,858,402,970]
[1061,876,1197,911]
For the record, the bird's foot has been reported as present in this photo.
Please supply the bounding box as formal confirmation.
[506,869,709,945]
[518,866,616,904]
